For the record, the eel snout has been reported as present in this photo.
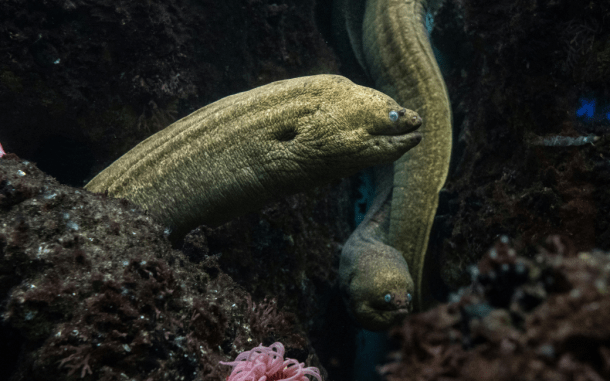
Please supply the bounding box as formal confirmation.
[340,228,416,330]
[366,107,423,155]
[388,289,412,311]
[368,107,423,137]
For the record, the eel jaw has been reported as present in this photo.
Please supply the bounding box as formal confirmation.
[355,290,414,331]
[367,109,423,153]
[355,302,411,331]
[366,131,423,157]
[388,131,423,145]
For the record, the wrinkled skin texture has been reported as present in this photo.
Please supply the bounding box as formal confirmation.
[86,75,422,242]
[337,0,452,329]
[340,167,414,330]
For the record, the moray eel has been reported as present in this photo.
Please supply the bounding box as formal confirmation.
[85,75,423,242]
[339,166,414,330]
[337,0,452,329]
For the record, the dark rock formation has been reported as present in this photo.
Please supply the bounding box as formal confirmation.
[0,154,335,380]
[428,0,610,291]
[381,236,610,381]
[0,0,337,186]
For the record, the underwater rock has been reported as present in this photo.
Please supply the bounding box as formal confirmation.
[0,0,337,186]
[0,155,325,381]
[379,236,610,381]
[430,0,610,291]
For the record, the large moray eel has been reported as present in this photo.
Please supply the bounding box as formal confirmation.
[337,0,452,329]
[86,75,423,242]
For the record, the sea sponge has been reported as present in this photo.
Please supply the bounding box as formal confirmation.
[220,342,322,381]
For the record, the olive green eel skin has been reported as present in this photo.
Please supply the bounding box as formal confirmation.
[338,0,452,329]
[340,165,415,330]
[86,75,423,242]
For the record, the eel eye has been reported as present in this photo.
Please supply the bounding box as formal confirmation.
[384,294,392,303]
[407,293,412,303]
[389,110,399,122]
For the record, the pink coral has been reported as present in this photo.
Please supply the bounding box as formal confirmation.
[0,142,5,158]
[220,342,322,381]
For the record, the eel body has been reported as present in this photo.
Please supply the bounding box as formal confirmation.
[339,165,414,330]
[337,0,452,329]
[86,74,423,241]
[364,0,452,311]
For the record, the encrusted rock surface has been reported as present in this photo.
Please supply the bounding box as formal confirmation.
[380,236,610,381]
[0,0,336,186]
[0,154,329,381]
[430,0,610,291]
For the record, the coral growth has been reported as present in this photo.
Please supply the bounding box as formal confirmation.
[233,296,305,351]
[429,0,610,289]
[183,179,352,319]
[0,155,321,380]
[380,236,610,381]
[220,342,322,381]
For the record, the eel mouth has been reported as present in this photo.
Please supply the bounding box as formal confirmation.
[377,305,411,316]
[385,308,410,324]
[387,131,423,147]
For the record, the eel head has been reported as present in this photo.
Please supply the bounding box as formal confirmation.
[340,233,414,331]
[271,79,423,188]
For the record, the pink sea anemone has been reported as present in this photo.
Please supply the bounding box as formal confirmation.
[220,342,322,381]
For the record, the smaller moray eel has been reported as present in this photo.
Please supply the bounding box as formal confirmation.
[336,0,452,329]
[339,166,414,330]
[85,75,423,242]
[362,0,452,314]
